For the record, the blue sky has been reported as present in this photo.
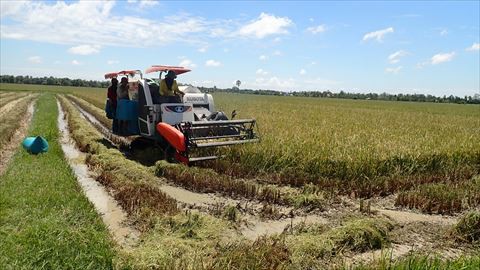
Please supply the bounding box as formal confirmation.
[1,0,479,96]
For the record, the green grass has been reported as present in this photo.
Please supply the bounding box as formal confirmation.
[0,94,115,269]
[353,254,480,270]
[451,211,480,245]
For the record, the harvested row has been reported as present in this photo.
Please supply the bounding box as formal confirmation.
[395,176,480,214]
[0,91,28,109]
[67,94,112,129]
[0,91,17,100]
[58,95,178,230]
[206,153,479,199]
[0,94,37,150]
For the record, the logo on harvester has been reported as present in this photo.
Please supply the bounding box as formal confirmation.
[165,105,192,113]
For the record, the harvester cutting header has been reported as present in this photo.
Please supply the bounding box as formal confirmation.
[104,65,259,164]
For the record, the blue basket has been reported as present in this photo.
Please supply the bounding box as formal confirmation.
[22,136,49,154]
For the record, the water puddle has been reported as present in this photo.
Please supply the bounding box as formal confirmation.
[57,99,139,247]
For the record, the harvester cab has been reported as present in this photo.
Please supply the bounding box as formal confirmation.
[104,65,259,164]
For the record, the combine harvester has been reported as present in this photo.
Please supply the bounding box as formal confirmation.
[104,65,259,164]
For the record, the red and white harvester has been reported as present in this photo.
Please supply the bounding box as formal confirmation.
[104,65,259,164]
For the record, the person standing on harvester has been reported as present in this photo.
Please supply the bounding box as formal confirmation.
[160,70,185,103]
[116,77,130,135]
[107,77,119,133]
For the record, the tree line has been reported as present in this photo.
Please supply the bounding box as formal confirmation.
[0,75,109,88]
[201,87,480,104]
[1,75,478,104]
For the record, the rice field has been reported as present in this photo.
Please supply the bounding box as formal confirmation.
[1,83,479,269]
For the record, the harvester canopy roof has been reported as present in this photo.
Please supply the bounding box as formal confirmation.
[145,65,191,75]
[104,70,142,79]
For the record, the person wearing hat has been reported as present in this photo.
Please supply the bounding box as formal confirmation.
[160,70,185,103]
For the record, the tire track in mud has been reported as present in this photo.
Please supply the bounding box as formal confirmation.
[0,96,37,175]
[57,99,140,248]
[64,95,332,240]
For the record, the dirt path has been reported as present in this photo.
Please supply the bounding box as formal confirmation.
[57,99,140,248]
[0,98,35,175]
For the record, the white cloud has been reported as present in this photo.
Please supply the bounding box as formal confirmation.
[385,66,402,74]
[306,24,326,34]
[205,60,221,67]
[272,50,282,56]
[388,50,408,64]
[139,0,159,8]
[431,52,455,65]
[417,51,456,68]
[27,56,42,64]
[68,44,101,55]
[363,27,394,42]
[259,55,268,61]
[254,76,295,90]
[256,69,268,76]
[127,0,159,8]
[238,12,292,38]
[466,43,480,51]
[179,59,197,68]
[299,69,306,75]
[107,60,119,65]
[1,0,29,17]
[198,46,208,53]
[273,37,281,43]
[71,60,81,65]
[440,29,448,36]
[223,48,230,53]
[0,1,212,48]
